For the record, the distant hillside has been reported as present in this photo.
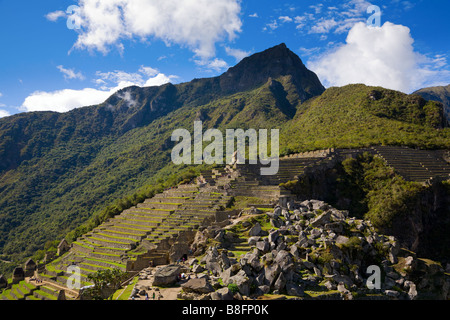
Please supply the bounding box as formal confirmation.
[0,44,324,264]
[0,44,449,270]
[281,84,449,154]
[414,84,450,122]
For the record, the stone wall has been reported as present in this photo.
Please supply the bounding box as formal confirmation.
[168,230,197,263]
[282,148,335,159]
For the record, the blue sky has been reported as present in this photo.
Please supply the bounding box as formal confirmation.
[0,0,449,118]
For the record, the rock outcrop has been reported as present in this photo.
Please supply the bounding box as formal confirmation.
[182,199,450,300]
[152,265,181,287]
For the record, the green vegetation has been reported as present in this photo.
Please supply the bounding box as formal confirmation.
[281,85,449,154]
[287,151,427,231]
[227,283,239,294]
[414,84,450,121]
[85,268,129,300]
[228,196,268,210]
[0,280,37,300]
[0,44,448,277]
[112,276,139,300]
[282,150,449,261]
[336,152,424,228]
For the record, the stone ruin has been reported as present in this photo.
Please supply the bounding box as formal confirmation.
[12,267,24,285]
[0,275,7,289]
[24,259,36,277]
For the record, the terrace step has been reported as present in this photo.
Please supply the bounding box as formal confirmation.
[84,236,135,250]
[103,221,155,232]
[112,216,163,227]
[88,232,139,244]
[99,229,146,240]
[138,202,183,210]
[32,285,60,300]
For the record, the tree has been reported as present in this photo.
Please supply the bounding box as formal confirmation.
[86,268,128,300]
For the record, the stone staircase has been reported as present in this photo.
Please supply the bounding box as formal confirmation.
[144,185,233,244]
[224,150,334,201]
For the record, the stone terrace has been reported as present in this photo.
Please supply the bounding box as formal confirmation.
[224,149,335,202]
[26,146,449,299]
[41,178,233,298]
[371,146,450,183]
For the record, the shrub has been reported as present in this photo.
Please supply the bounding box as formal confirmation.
[228,283,239,294]
[316,249,334,265]
[86,268,128,300]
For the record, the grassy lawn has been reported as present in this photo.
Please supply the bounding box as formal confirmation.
[112,276,139,300]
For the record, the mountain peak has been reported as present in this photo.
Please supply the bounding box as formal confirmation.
[219,43,325,102]
[414,84,450,122]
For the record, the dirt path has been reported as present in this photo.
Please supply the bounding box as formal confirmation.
[224,213,266,229]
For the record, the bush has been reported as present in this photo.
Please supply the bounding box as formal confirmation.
[227,283,239,294]
[86,268,128,300]
[336,152,423,229]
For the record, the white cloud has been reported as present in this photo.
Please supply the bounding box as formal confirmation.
[139,66,159,77]
[309,4,324,14]
[95,66,178,89]
[342,0,373,17]
[268,2,368,34]
[57,65,85,81]
[67,0,242,60]
[115,90,137,108]
[299,47,321,57]
[309,18,338,34]
[45,10,66,22]
[294,0,369,35]
[144,73,176,87]
[279,16,293,23]
[265,20,279,31]
[21,88,113,113]
[334,18,365,34]
[195,58,229,73]
[392,0,415,10]
[21,66,178,113]
[0,93,8,118]
[95,70,145,89]
[294,15,309,30]
[0,109,10,118]
[308,22,450,93]
[249,13,259,18]
[225,47,251,62]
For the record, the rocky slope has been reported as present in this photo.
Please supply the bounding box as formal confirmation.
[162,199,450,300]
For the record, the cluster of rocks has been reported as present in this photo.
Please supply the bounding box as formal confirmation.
[181,199,450,300]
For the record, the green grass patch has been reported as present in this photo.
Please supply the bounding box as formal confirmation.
[112,276,139,300]
[84,257,126,269]
[35,289,57,300]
